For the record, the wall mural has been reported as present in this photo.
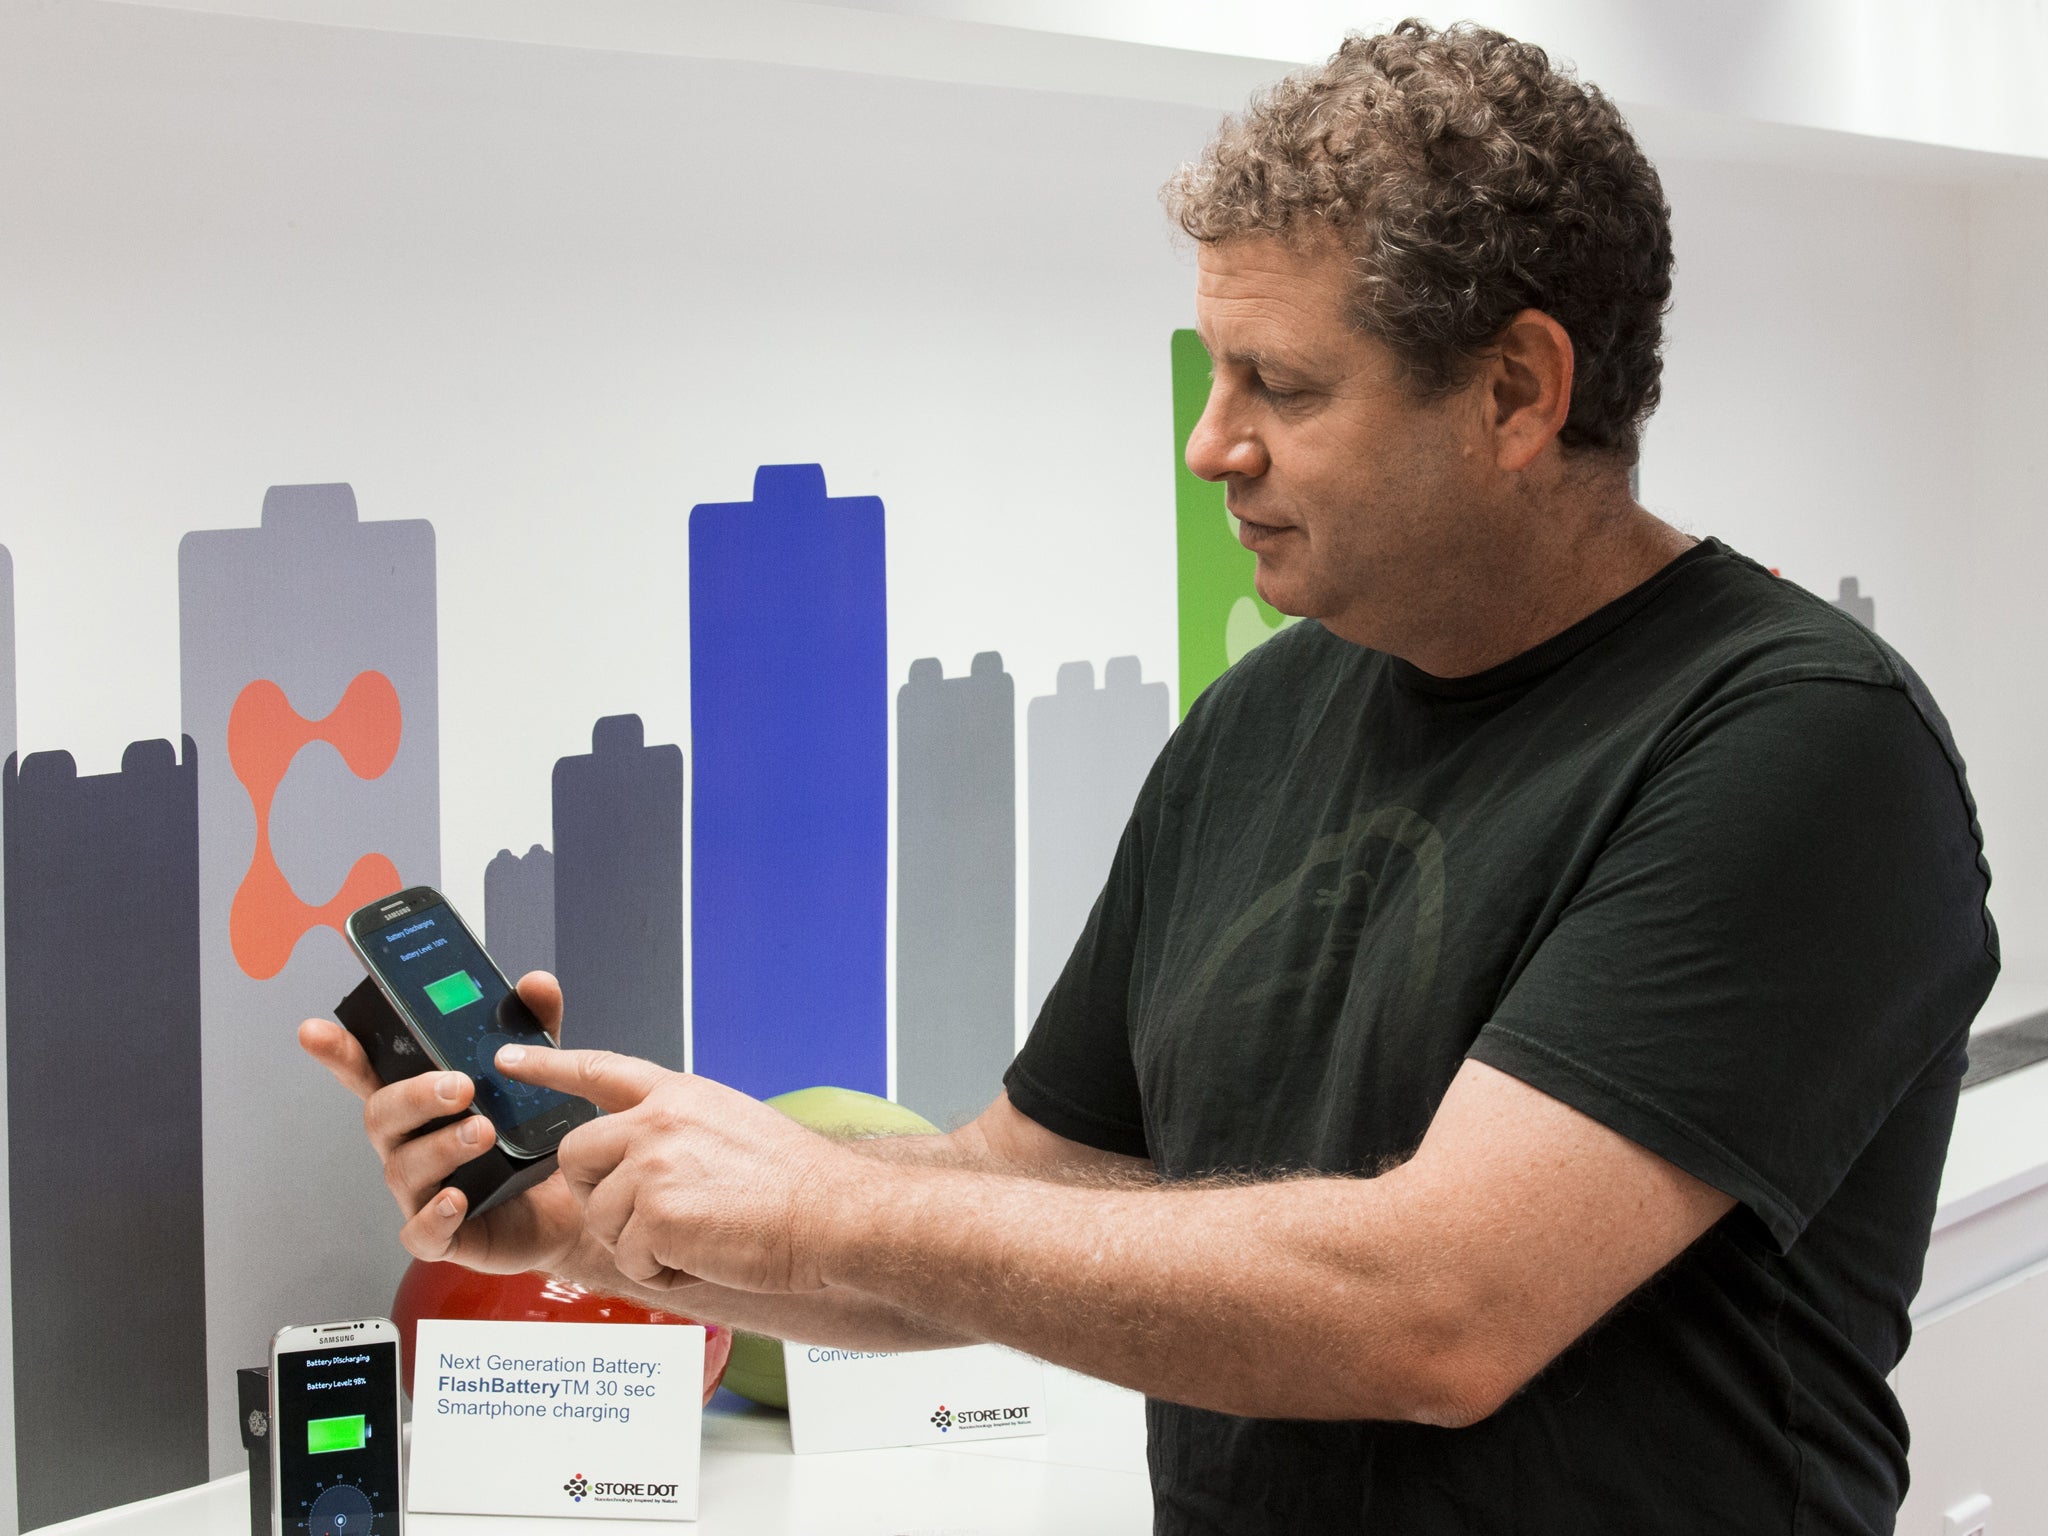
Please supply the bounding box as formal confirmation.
[897,653,1016,1131]
[178,486,442,1503]
[0,382,1888,1531]
[483,843,556,985]
[4,739,205,1530]
[552,716,686,1071]
[1834,577,1876,629]
[689,464,891,1103]
[1026,660,1172,1024]
[0,437,1176,1526]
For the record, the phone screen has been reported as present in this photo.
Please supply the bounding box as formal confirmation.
[275,1337,401,1536]
[359,897,585,1143]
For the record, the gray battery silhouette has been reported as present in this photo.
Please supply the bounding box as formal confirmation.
[0,546,15,1536]
[485,843,557,985]
[1833,576,1876,630]
[1026,657,1170,1023]
[896,653,1016,1128]
[552,715,685,1067]
[180,483,438,1474]
[4,739,205,1528]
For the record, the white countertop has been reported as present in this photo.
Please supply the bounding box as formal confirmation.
[1935,1055,2048,1227]
[1916,1013,2048,1318]
[39,1368,1151,1536]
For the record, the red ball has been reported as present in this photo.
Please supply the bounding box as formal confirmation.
[392,1260,732,1405]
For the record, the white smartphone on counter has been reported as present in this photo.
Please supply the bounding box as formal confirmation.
[269,1318,404,1536]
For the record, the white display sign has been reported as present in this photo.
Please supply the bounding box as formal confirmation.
[782,1341,1048,1455]
[409,1319,702,1522]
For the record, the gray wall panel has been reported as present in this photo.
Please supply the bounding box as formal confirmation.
[1834,576,1877,629]
[896,652,1016,1128]
[4,739,206,1529]
[1026,657,1170,1024]
[180,484,439,1474]
[552,716,684,1066]
[485,843,556,984]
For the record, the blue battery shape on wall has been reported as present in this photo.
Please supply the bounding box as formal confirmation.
[689,464,888,1101]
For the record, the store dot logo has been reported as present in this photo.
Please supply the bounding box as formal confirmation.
[227,671,405,979]
[564,1474,589,1503]
[930,1405,953,1433]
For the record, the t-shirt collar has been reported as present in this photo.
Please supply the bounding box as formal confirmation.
[1387,537,1725,701]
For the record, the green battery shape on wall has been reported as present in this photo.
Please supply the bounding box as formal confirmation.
[307,1416,368,1456]
[424,971,484,1015]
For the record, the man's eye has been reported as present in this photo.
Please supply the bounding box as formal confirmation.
[1254,375,1302,403]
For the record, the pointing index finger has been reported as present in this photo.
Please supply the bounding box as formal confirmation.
[495,1044,670,1113]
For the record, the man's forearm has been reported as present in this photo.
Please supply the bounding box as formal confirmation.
[543,1123,1148,1352]
[812,1160,1477,1423]
[541,1122,1035,1353]
[551,1232,973,1352]
[851,1127,1157,1186]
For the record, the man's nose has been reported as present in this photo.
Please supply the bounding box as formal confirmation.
[1185,390,1267,483]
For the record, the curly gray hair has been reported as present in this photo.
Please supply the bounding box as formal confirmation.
[1163,19,1672,460]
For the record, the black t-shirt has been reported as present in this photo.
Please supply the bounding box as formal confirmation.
[1005,540,1998,1535]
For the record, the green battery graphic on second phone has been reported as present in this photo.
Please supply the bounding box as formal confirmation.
[307,1415,368,1455]
[423,971,483,1015]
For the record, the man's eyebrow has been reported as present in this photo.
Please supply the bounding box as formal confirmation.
[1204,341,1313,377]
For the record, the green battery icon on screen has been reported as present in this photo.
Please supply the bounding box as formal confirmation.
[423,970,484,1015]
[307,1415,367,1455]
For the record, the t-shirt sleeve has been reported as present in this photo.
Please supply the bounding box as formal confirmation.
[1471,676,1997,1252]
[1002,761,1161,1162]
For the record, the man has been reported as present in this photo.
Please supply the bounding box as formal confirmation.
[305,21,1996,1533]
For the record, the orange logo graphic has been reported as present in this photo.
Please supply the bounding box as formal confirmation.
[228,671,405,980]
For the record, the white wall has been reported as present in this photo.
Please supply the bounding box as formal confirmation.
[1957,174,2048,1022]
[817,0,2048,162]
[119,0,2048,163]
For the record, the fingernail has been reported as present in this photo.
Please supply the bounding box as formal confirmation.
[436,1073,465,1102]
[459,1117,484,1145]
[436,1192,459,1218]
[497,1045,526,1068]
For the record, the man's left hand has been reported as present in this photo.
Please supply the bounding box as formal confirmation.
[497,1045,850,1296]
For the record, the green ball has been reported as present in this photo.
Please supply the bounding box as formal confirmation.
[766,1085,941,1140]
[721,1328,791,1409]
[718,1087,941,1410]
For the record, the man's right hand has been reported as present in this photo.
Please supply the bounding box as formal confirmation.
[298,971,590,1278]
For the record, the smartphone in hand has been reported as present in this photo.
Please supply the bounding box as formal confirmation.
[345,885,596,1159]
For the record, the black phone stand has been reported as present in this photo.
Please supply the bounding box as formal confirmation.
[237,1365,269,1536]
[335,976,560,1219]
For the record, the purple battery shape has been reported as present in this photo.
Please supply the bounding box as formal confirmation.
[690,465,887,1100]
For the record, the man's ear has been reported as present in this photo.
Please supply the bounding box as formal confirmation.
[1487,309,1575,472]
